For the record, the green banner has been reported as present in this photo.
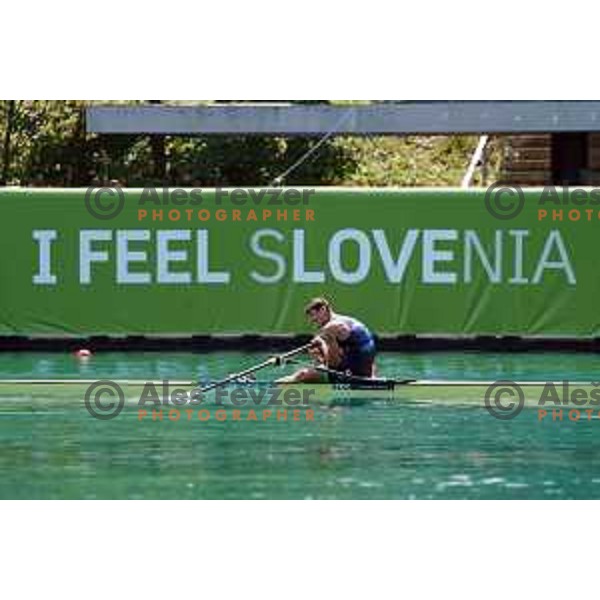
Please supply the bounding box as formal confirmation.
[0,186,598,337]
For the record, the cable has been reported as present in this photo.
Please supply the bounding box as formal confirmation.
[269,108,354,187]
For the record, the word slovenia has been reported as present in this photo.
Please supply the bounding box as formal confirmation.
[32,228,576,286]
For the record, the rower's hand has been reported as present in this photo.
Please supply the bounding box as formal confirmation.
[308,346,325,364]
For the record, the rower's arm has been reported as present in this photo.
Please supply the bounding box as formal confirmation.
[310,335,329,364]
[322,320,351,341]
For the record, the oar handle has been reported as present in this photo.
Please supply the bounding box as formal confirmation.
[271,342,313,366]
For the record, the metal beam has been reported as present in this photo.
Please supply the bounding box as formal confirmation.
[87,101,600,135]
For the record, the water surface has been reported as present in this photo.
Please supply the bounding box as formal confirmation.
[0,351,598,499]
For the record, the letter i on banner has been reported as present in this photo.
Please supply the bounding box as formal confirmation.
[33,230,57,285]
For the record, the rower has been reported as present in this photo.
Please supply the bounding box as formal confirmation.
[277,297,377,383]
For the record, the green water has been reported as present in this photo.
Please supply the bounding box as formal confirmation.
[0,351,599,499]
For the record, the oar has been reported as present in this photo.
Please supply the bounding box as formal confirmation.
[199,343,313,393]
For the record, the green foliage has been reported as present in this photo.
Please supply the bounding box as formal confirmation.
[0,101,503,188]
[0,101,86,185]
[168,136,286,187]
[338,135,503,187]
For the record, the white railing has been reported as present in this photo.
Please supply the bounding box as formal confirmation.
[461,135,489,188]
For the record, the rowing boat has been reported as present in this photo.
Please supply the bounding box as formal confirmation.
[0,378,597,408]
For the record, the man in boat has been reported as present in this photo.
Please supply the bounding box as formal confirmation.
[278,298,377,383]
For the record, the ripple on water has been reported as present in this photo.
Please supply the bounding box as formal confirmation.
[333,477,383,489]
[436,474,474,491]
[481,477,505,485]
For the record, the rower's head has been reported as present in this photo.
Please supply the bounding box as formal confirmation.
[304,297,332,327]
